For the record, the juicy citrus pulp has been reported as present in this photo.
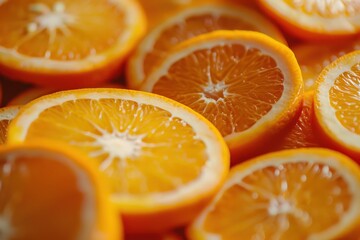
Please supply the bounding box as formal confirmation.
[127,3,286,89]
[315,50,360,158]
[142,30,303,161]
[0,142,119,240]
[7,88,230,232]
[257,0,360,40]
[0,0,145,87]
[188,148,360,240]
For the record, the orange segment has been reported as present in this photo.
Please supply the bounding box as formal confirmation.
[0,0,145,88]
[142,30,303,162]
[0,142,119,240]
[315,50,360,160]
[7,88,230,233]
[188,148,360,240]
[257,0,360,40]
[0,106,21,144]
[270,92,322,151]
[293,40,360,92]
[127,3,286,89]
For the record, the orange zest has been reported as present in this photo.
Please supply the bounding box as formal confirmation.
[314,50,360,161]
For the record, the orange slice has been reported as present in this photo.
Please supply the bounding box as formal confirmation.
[257,0,360,40]
[293,40,360,92]
[0,105,21,144]
[0,141,119,240]
[7,83,124,106]
[188,148,360,240]
[127,3,286,89]
[314,50,360,161]
[270,92,322,151]
[0,0,145,88]
[7,88,230,233]
[141,30,303,162]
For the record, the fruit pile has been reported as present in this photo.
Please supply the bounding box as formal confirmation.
[1,0,360,239]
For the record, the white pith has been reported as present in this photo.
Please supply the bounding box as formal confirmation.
[142,36,298,141]
[0,107,20,121]
[316,53,360,150]
[0,0,141,72]
[130,4,285,88]
[261,0,360,33]
[9,90,228,212]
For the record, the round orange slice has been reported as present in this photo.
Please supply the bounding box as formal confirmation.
[0,0,145,88]
[257,0,360,40]
[188,148,360,240]
[0,141,119,240]
[141,30,303,162]
[293,40,360,92]
[127,3,286,89]
[7,88,230,233]
[0,105,21,144]
[314,50,360,161]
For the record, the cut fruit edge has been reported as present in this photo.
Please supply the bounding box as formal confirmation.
[0,105,21,120]
[188,148,360,240]
[127,3,287,89]
[6,88,230,214]
[142,30,303,151]
[0,140,121,240]
[258,0,360,38]
[314,50,360,153]
[0,0,146,73]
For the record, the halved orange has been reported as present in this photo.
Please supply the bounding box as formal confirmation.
[127,3,286,89]
[257,0,360,40]
[0,105,21,144]
[0,0,145,88]
[293,40,360,92]
[314,50,360,161]
[270,92,322,151]
[188,148,360,240]
[141,30,303,162]
[0,141,119,240]
[7,88,230,233]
